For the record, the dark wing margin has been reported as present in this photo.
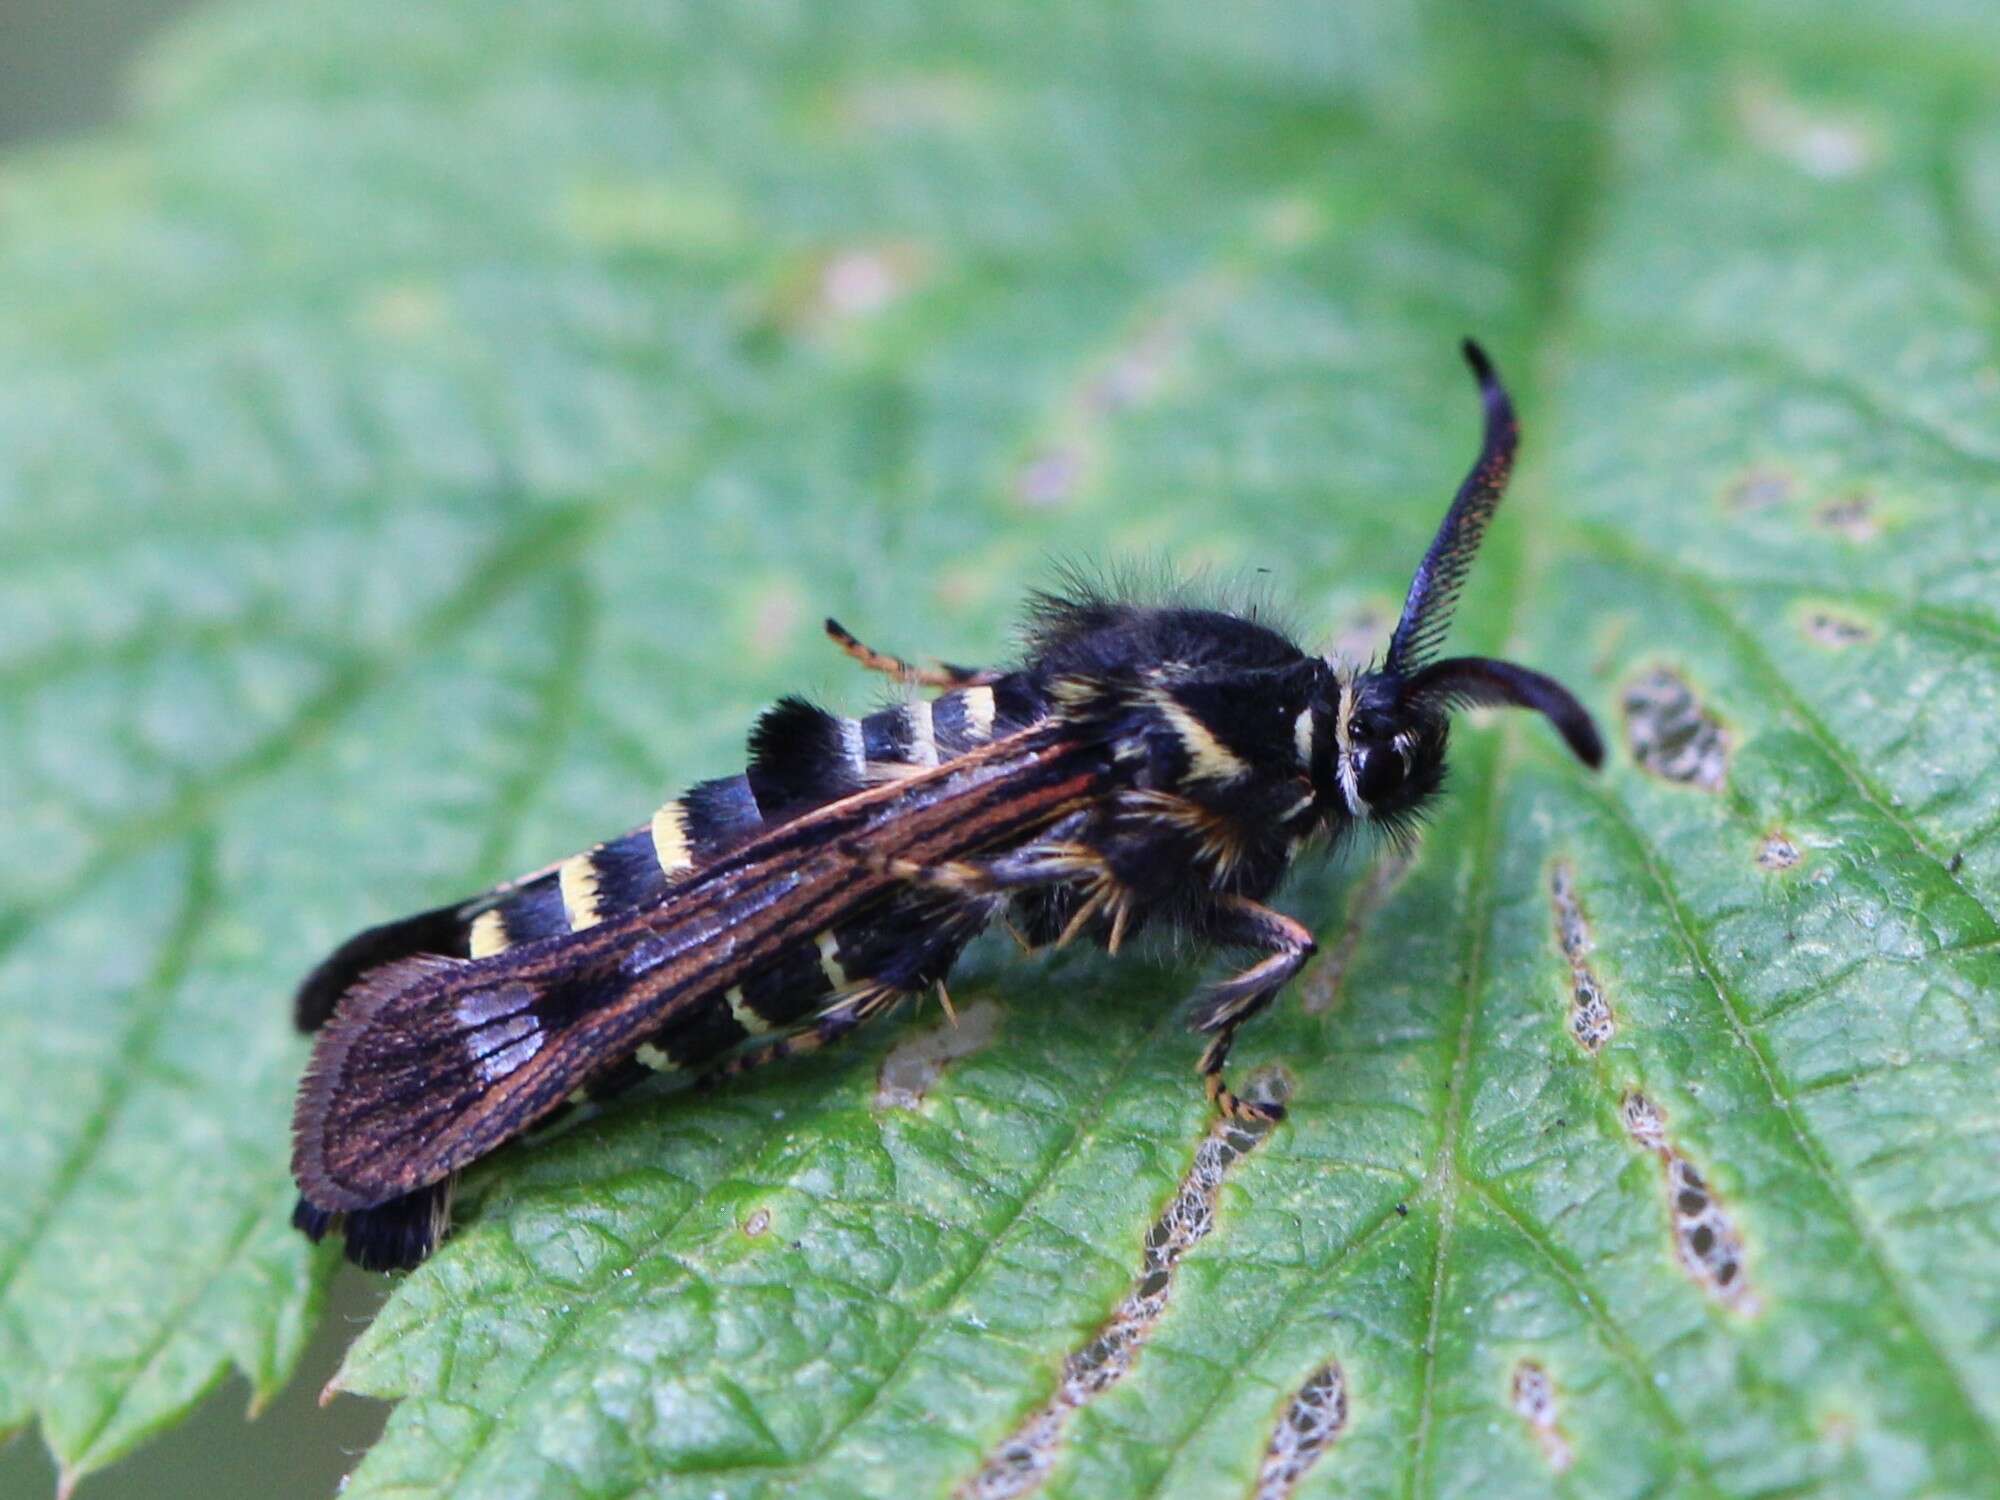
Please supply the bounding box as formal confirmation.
[292,951,628,1211]
[294,903,471,1033]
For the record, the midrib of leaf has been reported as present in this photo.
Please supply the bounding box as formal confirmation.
[1011,26,1638,1489]
[1394,742,1747,1500]
[1401,20,1619,1490]
[1405,741,1500,1500]
[1118,26,1704,1493]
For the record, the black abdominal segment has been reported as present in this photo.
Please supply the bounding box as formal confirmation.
[293,677,1044,1035]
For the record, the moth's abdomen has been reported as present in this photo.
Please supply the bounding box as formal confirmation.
[579,890,993,1105]
[293,679,1045,1033]
[291,1180,453,1274]
[470,685,1037,960]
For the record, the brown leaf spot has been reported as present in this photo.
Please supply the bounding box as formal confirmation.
[874,998,1002,1110]
[1511,1360,1574,1473]
[1550,863,1614,1054]
[959,1073,1286,1498]
[1623,668,1729,791]
[1721,465,1796,512]
[1801,609,1874,648]
[1255,1361,1348,1499]
[1757,833,1802,871]
[1621,1092,1760,1313]
[1816,492,1880,542]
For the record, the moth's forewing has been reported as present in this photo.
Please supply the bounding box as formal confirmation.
[292,728,1108,1212]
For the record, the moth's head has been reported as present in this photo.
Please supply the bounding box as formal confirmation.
[1313,340,1603,832]
[1309,668,1452,832]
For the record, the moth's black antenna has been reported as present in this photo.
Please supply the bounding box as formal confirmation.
[1384,340,1518,675]
[1405,656,1604,768]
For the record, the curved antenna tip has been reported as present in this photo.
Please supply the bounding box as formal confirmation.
[1405,655,1604,770]
[1460,337,1497,387]
[1569,719,1607,771]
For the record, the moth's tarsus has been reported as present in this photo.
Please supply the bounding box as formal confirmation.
[290,341,1602,1270]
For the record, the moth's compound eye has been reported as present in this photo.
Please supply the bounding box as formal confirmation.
[1354,744,1405,805]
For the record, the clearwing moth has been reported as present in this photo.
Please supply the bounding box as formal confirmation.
[292,340,1603,1270]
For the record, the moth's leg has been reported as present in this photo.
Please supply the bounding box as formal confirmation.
[1188,896,1316,1124]
[887,843,1098,896]
[703,983,906,1087]
[823,616,1000,689]
[885,831,1135,952]
[880,809,1094,895]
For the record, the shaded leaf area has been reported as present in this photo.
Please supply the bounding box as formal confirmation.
[0,1,1995,1497]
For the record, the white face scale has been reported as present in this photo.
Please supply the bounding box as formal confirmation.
[1332,671,1366,819]
[1316,662,1419,821]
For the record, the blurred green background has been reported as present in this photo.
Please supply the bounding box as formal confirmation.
[0,3,190,144]
[0,13,381,1500]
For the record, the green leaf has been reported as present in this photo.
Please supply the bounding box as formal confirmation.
[3,1,1997,1496]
